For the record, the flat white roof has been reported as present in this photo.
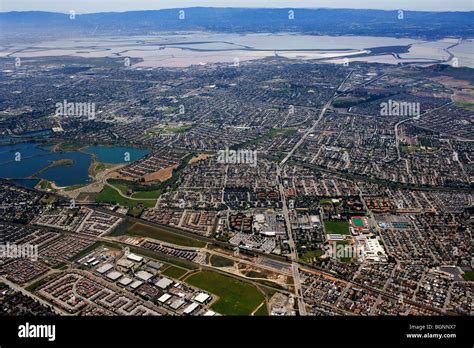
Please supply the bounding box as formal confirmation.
[155,277,173,289]
[130,280,143,289]
[118,277,133,286]
[204,310,216,316]
[106,271,122,281]
[157,293,172,303]
[365,238,386,255]
[327,234,345,241]
[136,270,153,281]
[194,292,210,303]
[127,253,143,262]
[96,263,113,274]
[260,231,276,237]
[183,302,199,314]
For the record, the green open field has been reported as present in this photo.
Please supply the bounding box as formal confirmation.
[38,179,56,192]
[109,180,161,200]
[209,254,234,267]
[131,190,161,199]
[95,186,156,208]
[127,222,206,248]
[253,302,269,316]
[53,142,85,152]
[319,198,333,205]
[324,220,350,235]
[333,95,368,108]
[462,270,474,281]
[91,162,115,177]
[267,128,297,138]
[161,265,189,279]
[109,182,129,195]
[400,145,420,153]
[300,249,325,264]
[185,271,265,316]
[333,92,394,108]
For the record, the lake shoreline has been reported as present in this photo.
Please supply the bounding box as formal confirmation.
[0,141,150,189]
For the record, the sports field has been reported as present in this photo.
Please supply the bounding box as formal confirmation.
[352,217,364,227]
[324,220,350,235]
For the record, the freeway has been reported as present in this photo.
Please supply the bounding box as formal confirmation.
[276,164,307,315]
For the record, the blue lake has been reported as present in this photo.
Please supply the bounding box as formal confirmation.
[0,142,149,187]
[85,145,150,164]
[11,178,41,188]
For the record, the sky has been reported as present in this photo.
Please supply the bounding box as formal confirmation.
[0,0,473,13]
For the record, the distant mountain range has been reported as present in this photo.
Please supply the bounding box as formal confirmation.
[1,8,473,42]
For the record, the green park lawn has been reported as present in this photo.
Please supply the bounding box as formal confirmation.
[185,271,265,316]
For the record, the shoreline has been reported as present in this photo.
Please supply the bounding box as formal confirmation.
[0,141,149,192]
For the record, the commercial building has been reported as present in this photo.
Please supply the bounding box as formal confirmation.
[155,277,174,289]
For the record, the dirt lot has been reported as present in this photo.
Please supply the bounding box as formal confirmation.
[143,164,177,182]
[430,76,474,109]
[188,153,212,165]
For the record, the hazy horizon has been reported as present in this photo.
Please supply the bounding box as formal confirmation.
[1,0,473,14]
